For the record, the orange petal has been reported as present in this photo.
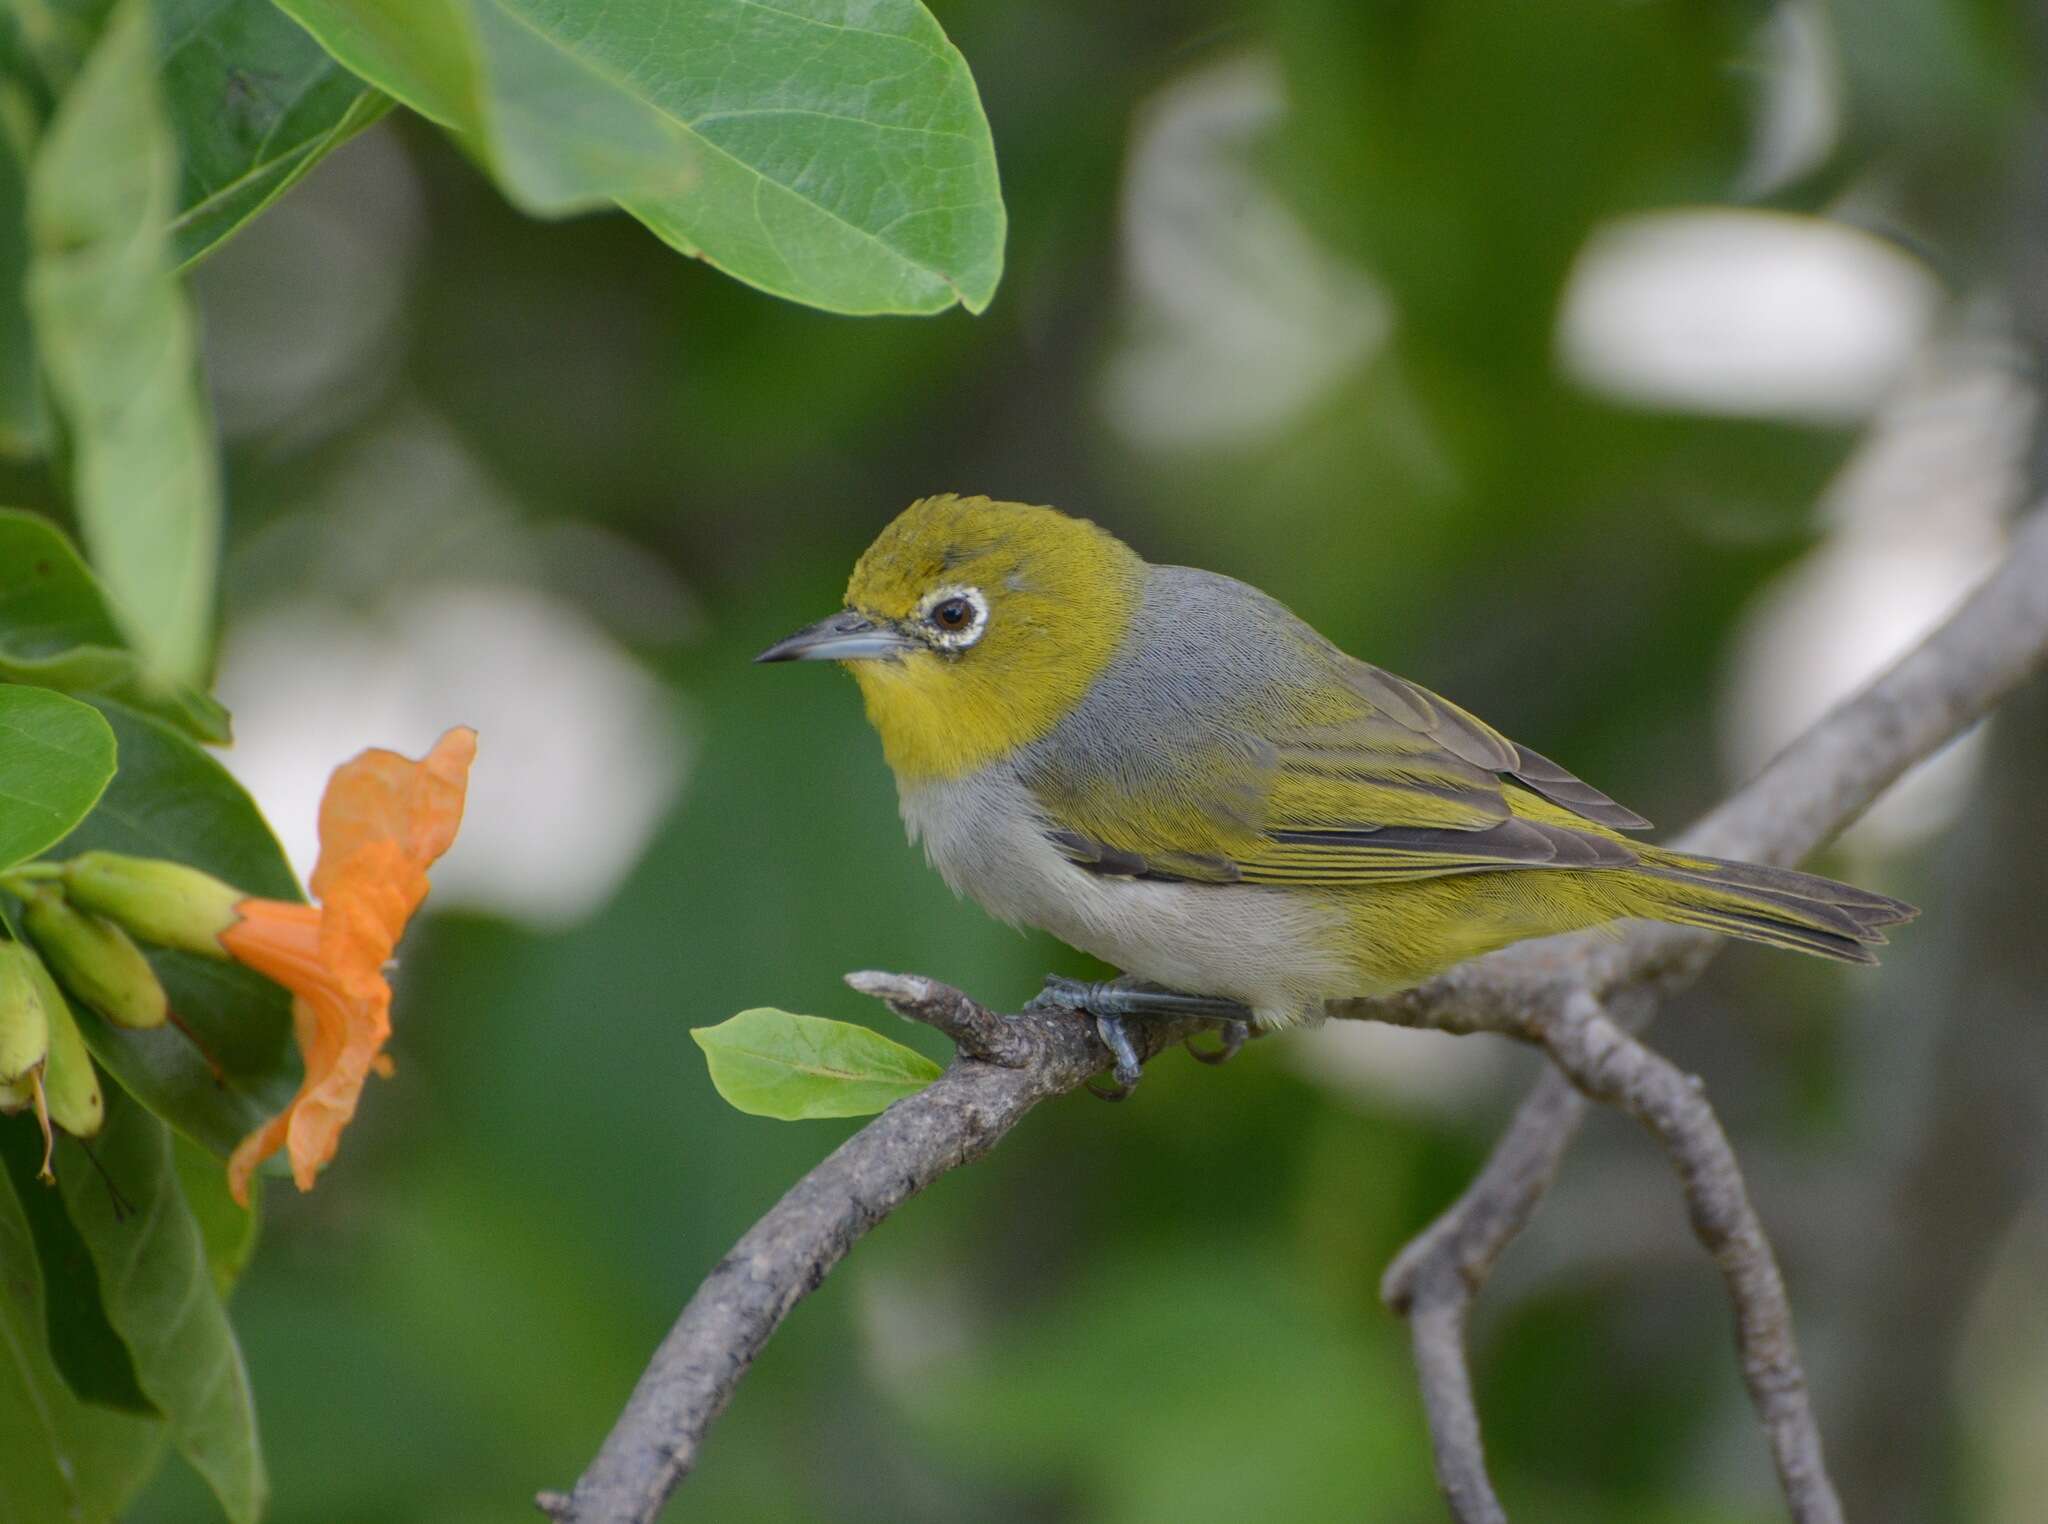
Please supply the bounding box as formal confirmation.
[224,969,394,1203]
[310,726,476,902]
[221,729,473,1206]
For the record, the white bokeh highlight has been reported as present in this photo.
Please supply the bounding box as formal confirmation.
[216,584,685,928]
[1103,55,1389,450]
[1559,209,1942,423]
[1723,331,2032,854]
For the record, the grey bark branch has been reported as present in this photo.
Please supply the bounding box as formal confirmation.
[537,984,1209,1524]
[542,508,2048,1524]
[1544,995,1838,1523]
[1351,503,2048,1521]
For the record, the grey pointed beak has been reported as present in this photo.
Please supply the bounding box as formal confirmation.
[755,610,918,663]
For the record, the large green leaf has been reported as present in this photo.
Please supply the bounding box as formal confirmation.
[155,0,390,266]
[25,0,221,691]
[0,1122,166,1524]
[54,700,301,1159]
[0,95,42,459]
[0,684,116,874]
[57,1088,266,1524]
[693,1007,943,1120]
[0,510,231,742]
[172,1129,259,1299]
[274,0,1006,315]
[0,1120,152,1414]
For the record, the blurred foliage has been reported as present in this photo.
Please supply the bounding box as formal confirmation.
[3,0,2044,1520]
[26,0,222,688]
[1,0,1012,1516]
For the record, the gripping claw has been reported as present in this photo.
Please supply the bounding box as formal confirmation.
[1186,1020,1250,1066]
[1087,1013,1144,1101]
[1028,974,1256,1099]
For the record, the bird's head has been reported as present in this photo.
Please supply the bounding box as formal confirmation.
[757,495,1145,782]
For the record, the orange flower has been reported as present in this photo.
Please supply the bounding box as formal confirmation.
[224,727,476,1206]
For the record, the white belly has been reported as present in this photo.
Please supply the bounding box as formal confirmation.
[898,765,1349,1027]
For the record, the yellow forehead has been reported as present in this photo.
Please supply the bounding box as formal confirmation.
[846,495,1132,617]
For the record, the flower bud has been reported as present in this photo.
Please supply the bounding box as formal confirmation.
[23,886,169,1030]
[60,851,244,959]
[23,949,102,1143]
[0,1069,36,1116]
[0,942,50,1084]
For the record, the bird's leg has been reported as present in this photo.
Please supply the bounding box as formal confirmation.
[1028,975,1255,1099]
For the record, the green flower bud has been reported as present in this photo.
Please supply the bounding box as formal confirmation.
[0,942,50,1083]
[60,850,243,959]
[0,1069,36,1116]
[23,886,169,1030]
[23,949,102,1142]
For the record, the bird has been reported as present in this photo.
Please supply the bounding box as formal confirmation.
[758,495,1916,1093]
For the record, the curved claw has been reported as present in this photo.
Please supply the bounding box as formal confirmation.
[1088,1013,1144,1100]
[1186,1019,1250,1066]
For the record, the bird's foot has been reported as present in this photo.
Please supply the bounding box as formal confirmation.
[1089,1012,1144,1101]
[1185,1020,1251,1066]
[1027,975,1255,1099]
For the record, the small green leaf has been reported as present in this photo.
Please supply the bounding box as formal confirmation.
[155,0,391,267]
[0,684,117,874]
[57,1088,267,1524]
[26,0,221,690]
[274,0,1006,315]
[0,509,231,742]
[693,1007,943,1120]
[53,699,301,1158]
[0,1118,167,1524]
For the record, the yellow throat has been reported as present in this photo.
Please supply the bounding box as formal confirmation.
[842,496,1146,784]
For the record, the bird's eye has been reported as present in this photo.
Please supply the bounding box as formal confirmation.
[919,585,987,648]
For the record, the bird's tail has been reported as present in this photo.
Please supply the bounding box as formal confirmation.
[1627,850,1918,964]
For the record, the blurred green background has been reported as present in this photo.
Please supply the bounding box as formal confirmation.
[36,0,2042,1518]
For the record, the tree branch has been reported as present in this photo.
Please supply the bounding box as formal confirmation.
[541,507,2048,1524]
[1544,994,1838,1522]
[536,980,1210,1524]
[1357,503,2048,1519]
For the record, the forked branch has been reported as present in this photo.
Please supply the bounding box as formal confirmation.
[542,508,2048,1524]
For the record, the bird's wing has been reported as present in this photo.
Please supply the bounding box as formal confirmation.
[1036,659,1651,887]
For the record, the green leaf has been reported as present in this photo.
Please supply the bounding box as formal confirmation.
[172,1129,259,1299]
[0,1119,153,1414]
[155,0,391,267]
[274,0,1006,315]
[0,509,232,742]
[54,699,301,1159]
[0,93,44,458]
[56,1088,267,1524]
[26,0,221,690]
[0,684,116,874]
[692,1007,943,1120]
[0,1119,167,1524]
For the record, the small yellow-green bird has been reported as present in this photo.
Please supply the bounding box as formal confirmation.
[759,496,1915,1090]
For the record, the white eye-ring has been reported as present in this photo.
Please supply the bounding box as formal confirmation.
[916,584,989,650]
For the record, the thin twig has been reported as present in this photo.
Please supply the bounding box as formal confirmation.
[1541,993,1838,1523]
[542,508,2048,1524]
[1351,504,2048,1517]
